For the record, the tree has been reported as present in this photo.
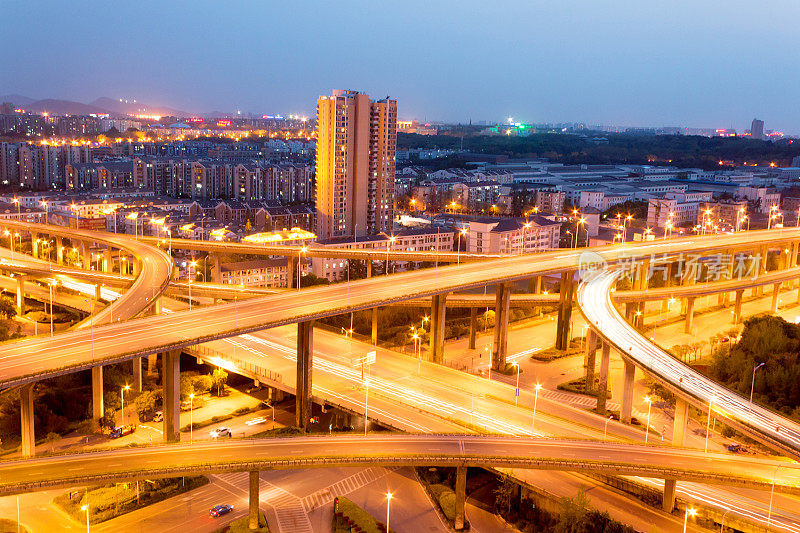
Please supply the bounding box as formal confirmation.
[99,408,117,430]
[45,432,60,452]
[135,390,161,421]
[192,375,213,394]
[0,297,16,319]
[211,369,228,397]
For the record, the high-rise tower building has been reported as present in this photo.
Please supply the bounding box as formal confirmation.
[315,90,397,240]
[751,118,764,140]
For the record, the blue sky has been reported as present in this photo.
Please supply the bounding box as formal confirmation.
[2,0,799,131]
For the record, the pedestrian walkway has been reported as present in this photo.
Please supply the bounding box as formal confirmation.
[216,472,313,533]
[301,466,394,513]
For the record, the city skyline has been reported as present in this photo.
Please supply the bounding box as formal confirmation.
[2,1,800,132]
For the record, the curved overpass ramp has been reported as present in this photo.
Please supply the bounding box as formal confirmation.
[1,435,798,497]
[578,268,800,460]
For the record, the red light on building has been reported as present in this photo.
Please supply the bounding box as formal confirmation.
[217,120,231,127]
[188,117,203,123]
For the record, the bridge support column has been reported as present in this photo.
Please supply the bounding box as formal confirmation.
[212,254,221,283]
[555,272,574,351]
[296,320,313,429]
[662,479,678,512]
[430,294,447,364]
[621,359,635,424]
[584,329,597,392]
[94,283,101,302]
[80,241,91,270]
[15,274,26,316]
[249,470,260,530]
[103,248,112,273]
[31,232,39,259]
[371,308,378,345]
[492,284,510,370]
[733,290,744,324]
[133,357,142,392]
[148,353,157,374]
[92,366,104,420]
[56,236,63,264]
[152,296,162,316]
[684,297,695,334]
[20,383,35,457]
[454,466,467,530]
[597,341,611,415]
[468,307,477,350]
[672,398,688,447]
[366,260,372,278]
[162,350,181,442]
[286,256,297,290]
[771,282,781,314]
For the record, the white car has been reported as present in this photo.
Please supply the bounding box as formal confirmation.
[245,416,267,426]
[209,427,232,438]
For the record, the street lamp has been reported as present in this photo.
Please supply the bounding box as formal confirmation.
[750,362,765,404]
[531,383,541,432]
[298,246,307,291]
[364,377,370,436]
[704,396,716,453]
[120,384,130,426]
[385,236,396,276]
[683,507,696,533]
[188,260,197,310]
[720,509,732,533]
[385,492,393,533]
[644,396,652,443]
[513,362,520,405]
[603,415,614,442]
[190,393,194,443]
[457,228,467,264]
[81,503,90,533]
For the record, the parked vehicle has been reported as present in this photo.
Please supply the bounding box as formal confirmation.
[110,425,136,439]
[210,504,234,517]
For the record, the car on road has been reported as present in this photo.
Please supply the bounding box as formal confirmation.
[209,427,232,438]
[210,504,234,517]
[245,416,267,426]
[109,425,136,439]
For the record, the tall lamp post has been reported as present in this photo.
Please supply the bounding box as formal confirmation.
[385,492,393,533]
[120,384,130,426]
[683,507,696,533]
[513,362,520,405]
[189,393,194,443]
[644,395,652,443]
[704,396,715,453]
[531,383,541,432]
[457,228,467,264]
[750,362,765,404]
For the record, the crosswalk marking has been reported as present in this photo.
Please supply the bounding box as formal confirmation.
[301,467,394,513]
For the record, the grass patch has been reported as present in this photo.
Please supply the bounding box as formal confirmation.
[248,426,304,439]
[557,376,603,398]
[332,496,395,533]
[180,414,233,432]
[0,519,29,533]
[428,483,456,521]
[214,511,270,532]
[532,339,584,362]
[53,476,209,524]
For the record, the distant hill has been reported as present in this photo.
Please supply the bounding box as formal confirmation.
[0,94,192,117]
[0,94,36,107]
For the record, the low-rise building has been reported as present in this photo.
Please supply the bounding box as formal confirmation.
[467,215,561,254]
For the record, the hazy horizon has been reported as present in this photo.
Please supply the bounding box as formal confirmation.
[2,0,799,132]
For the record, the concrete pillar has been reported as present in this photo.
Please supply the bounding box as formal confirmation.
[684,297,695,334]
[296,320,314,429]
[771,282,781,314]
[56,236,63,265]
[366,260,372,278]
[148,353,157,374]
[162,351,180,442]
[133,357,142,392]
[733,290,744,324]
[584,329,598,392]
[80,241,91,270]
[15,274,26,316]
[94,284,102,302]
[103,248,112,273]
[130,257,139,277]
[286,256,297,290]
[528,276,542,294]
[492,284,510,370]
[621,359,635,424]
[20,383,35,457]
[30,232,39,259]
[212,254,221,283]
[555,272,575,351]
[663,398,689,513]
[672,398,688,446]
[596,341,611,415]
[371,308,378,345]
[153,296,162,316]
[92,366,104,420]
[430,293,447,364]
[249,470,260,530]
[468,307,477,350]
[454,466,467,530]
[663,479,677,513]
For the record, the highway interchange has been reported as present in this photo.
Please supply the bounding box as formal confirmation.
[3,224,800,531]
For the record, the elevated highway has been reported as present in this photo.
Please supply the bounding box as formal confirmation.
[1,435,798,497]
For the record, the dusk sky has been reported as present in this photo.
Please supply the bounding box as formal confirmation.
[2,0,799,131]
